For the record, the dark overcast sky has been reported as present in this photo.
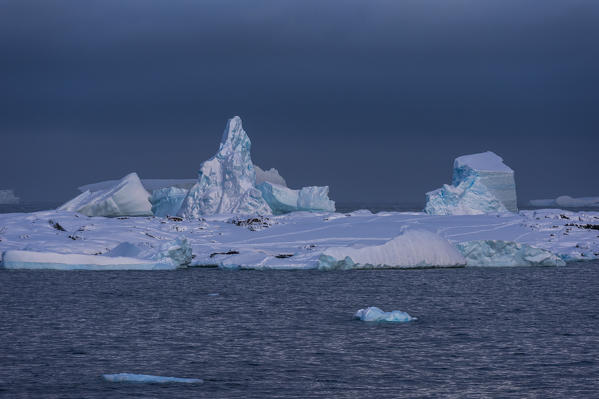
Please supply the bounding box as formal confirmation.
[1,0,598,205]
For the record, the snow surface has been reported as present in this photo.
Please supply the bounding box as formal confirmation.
[426,151,517,215]
[354,307,415,322]
[178,116,272,217]
[254,165,287,187]
[317,228,465,269]
[0,208,597,270]
[530,196,599,208]
[59,173,152,217]
[456,240,566,267]
[103,373,203,383]
[79,179,197,193]
[150,187,188,217]
[0,189,19,205]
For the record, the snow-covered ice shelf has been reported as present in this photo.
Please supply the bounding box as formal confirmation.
[1,208,597,270]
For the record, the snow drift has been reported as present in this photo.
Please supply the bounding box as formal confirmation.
[317,228,465,269]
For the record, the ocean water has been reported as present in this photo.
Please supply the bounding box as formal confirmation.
[1,263,598,398]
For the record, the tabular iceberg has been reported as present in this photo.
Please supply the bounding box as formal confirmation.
[59,173,153,217]
[530,196,599,208]
[257,182,336,215]
[178,116,272,218]
[0,189,19,204]
[354,307,415,322]
[150,187,188,217]
[425,151,517,215]
[456,240,566,267]
[317,228,465,269]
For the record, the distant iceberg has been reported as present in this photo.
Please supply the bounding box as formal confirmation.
[0,189,19,205]
[59,173,153,217]
[255,165,287,187]
[425,151,517,215]
[103,373,203,384]
[354,307,416,322]
[79,178,197,193]
[257,182,335,215]
[530,196,599,208]
[456,240,566,267]
[317,228,465,269]
[178,116,272,218]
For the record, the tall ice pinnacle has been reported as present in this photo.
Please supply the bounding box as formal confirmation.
[178,116,272,217]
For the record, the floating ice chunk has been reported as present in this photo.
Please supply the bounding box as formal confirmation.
[425,151,517,215]
[79,179,197,193]
[150,187,188,217]
[107,237,192,267]
[456,240,566,266]
[297,186,335,212]
[354,307,415,322]
[103,373,203,384]
[318,228,465,269]
[59,173,152,217]
[1,250,177,270]
[0,189,19,205]
[178,116,272,217]
[254,165,287,187]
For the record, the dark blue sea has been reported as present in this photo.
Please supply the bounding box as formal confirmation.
[1,263,598,398]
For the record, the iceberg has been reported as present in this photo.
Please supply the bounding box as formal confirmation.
[255,165,287,187]
[178,116,272,218]
[103,373,203,384]
[354,307,415,322]
[0,189,19,205]
[425,151,517,215]
[530,196,599,208]
[59,173,152,217]
[456,240,566,266]
[79,178,197,193]
[257,182,336,215]
[1,250,178,270]
[150,187,188,217]
[317,228,465,269]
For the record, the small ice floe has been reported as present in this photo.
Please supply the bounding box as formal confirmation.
[207,293,220,296]
[103,373,203,384]
[354,307,416,322]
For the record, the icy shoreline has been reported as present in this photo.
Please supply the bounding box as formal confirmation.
[1,208,597,270]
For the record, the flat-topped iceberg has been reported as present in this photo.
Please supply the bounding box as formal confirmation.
[530,196,599,208]
[317,228,465,269]
[150,187,188,217]
[354,307,415,322]
[456,240,566,267]
[103,373,203,384]
[257,182,335,215]
[178,116,272,218]
[59,173,152,217]
[0,189,19,205]
[425,151,517,215]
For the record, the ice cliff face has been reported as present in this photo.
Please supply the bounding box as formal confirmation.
[425,151,517,215]
[456,240,565,267]
[257,182,336,215]
[178,116,272,218]
[59,173,152,217]
[150,187,188,217]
